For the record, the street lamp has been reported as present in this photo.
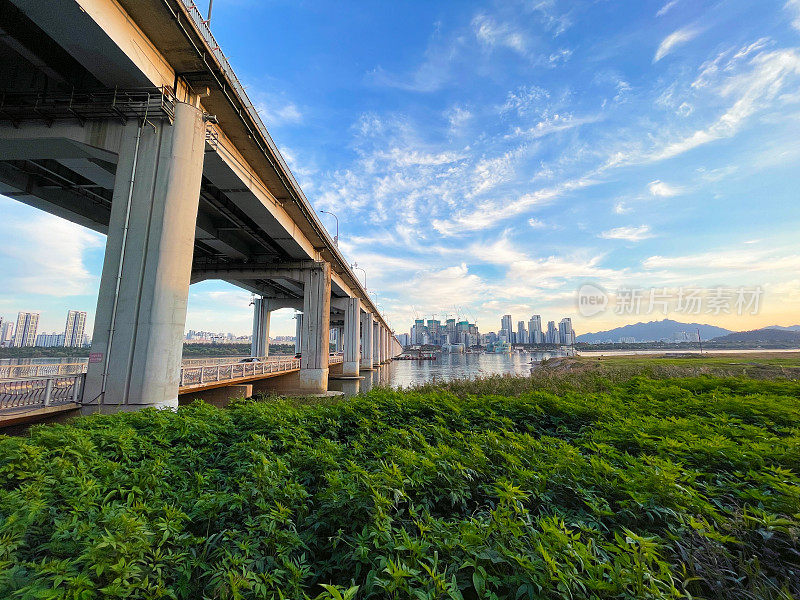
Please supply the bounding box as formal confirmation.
[320,210,338,246]
[351,262,366,289]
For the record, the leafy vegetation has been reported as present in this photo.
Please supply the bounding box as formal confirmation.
[1,372,799,599]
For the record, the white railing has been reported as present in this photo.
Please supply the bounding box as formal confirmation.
[0,355,343,408]
[179,358,300,388]
[0,355,302,379]
[0,374,84,410]
[0,363,87,379]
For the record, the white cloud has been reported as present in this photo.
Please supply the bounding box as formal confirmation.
[654,27,701,62]
[446,106,472,130]
[500,86,550,115]
[643,248,800,272]
[599,225,654,241]
[614,201,629,214]
[648,180,681,197]
[0,210,103,297]
[506,113,599,140]
[528,218,547,228]
[657,0,680,17]
[256,101,302,125]
[473,14,529,55]
[786,0,800,32]
[652,49,800,160]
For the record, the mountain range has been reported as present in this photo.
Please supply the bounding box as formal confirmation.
[577,319,800,344]
[576,319,731,343]
[708,328,800,344]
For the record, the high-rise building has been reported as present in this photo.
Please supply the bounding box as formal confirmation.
[559,318,575,345]
[501,315,512,337]
[0,318,12,347]
[64,310,87,347]
[546,320,558,344]
[12,312,39,347]
[517,321,527,344]
[413,319,426,344]
[36,332,65,347]
[528,315,543,344]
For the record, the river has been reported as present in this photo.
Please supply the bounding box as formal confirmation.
[330,347,800,395]
[330,350,568,394]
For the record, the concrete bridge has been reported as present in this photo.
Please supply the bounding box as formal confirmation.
[0,0,402,412]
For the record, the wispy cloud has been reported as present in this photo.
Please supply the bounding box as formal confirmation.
[256,100,302,125]
[473,14,529,56]
[0,207,103,297]
[786,0,800,32]
[600,225,654,241]
[648,180,681,197]
[656,0,680,17]
[654,27,701,62]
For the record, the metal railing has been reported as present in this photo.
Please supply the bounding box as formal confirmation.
[0,355,292,379]
[179,355,342,388]
[0,363,88,379]
[0,355,344,410]
[0,374,85,411]
[179,358,301,388]
[0,87,176,127]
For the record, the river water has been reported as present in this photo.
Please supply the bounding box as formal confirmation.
[330,347,800,395]
[330,350,567,394]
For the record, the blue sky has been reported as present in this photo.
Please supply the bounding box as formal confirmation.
[2,0,800,337]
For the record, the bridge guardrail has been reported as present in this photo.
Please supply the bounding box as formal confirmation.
[0,374,85,411]
[1,355,345,407]
[0,356,303,379]
[0,363,88,380]
[179,358,301,388]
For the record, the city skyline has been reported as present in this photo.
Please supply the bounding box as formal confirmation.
[2,1,800,336]
[0,309,88,348]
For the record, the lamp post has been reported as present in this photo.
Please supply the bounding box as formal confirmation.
[351,263,366,290]
[320,210,339,246]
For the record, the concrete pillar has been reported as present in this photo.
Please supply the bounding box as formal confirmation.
[342,298,361,377]
[373,321,380,367]
[251,297,270,357]
[295,313,302,353]
[84,102,205,411]
[298,263,331,393]
[360,311,374,370]
[380,327,387,363]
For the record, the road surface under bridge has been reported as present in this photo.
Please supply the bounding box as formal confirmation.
[0,0,402,413]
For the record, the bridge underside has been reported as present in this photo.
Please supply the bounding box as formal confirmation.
[0,0,402,411]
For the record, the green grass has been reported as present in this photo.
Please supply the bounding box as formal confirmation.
[1,370,800,599]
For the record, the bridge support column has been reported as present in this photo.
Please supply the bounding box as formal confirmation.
[84,102,205,411]
[380,327,387,363]
[360,311,374,371]
[342,298,361,377]
[251,297,270,357]
[294,313,302,353]
[373,321,381,367]
[298,263,331,393]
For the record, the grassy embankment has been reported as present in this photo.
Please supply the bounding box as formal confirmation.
[1,353,799,599]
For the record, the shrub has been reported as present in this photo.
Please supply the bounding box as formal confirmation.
[1,376,799,599]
